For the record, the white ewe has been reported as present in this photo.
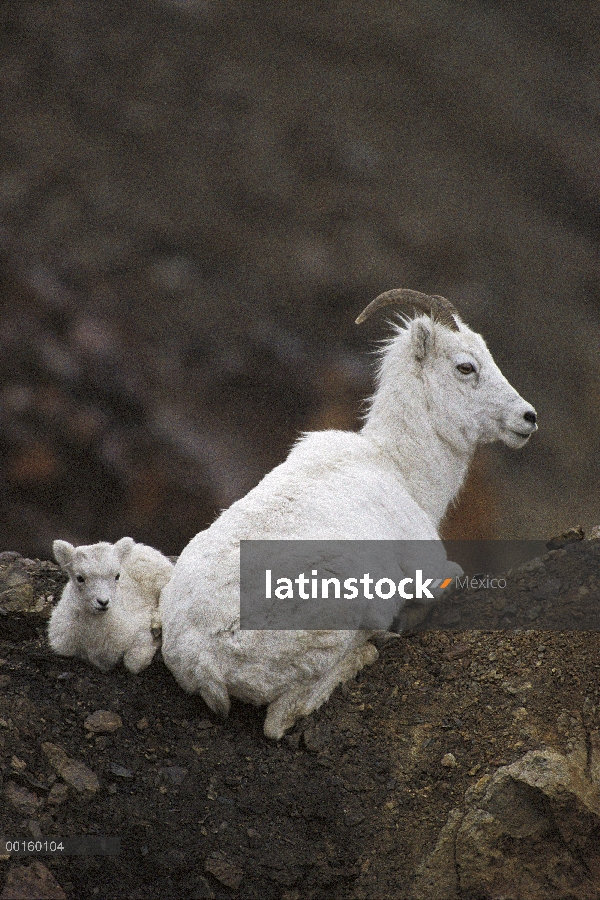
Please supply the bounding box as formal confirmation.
[160,289,538,738]
[49,538,173,674]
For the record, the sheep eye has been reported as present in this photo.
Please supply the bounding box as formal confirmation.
[115,573,120,581]
[76,575,85,584]
[457,362,475,375]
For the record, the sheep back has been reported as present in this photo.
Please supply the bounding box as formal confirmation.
[160,430,439,720]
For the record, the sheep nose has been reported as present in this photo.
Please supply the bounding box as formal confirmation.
[523,410,537,425]
[96,598,109,610]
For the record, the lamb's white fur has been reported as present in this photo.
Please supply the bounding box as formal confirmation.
[49,538,173,674]
[160,306,537,738]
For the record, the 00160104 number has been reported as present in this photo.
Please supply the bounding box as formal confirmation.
[2,839,65,854]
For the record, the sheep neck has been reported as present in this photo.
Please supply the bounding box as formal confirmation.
[361,372,473,528]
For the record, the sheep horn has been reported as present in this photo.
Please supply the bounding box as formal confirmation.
[355,288,460,331]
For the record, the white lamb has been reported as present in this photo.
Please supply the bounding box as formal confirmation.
[49,538,173,674]
[160,289,538,738]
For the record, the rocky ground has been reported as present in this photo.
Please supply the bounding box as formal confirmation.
[1,531,600,899]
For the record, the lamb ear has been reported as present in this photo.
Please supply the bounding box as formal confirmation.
[53,540,75,570]
[411,319,433,362]
[114,537,135,563]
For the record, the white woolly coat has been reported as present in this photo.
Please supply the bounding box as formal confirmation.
[49,541,173,674]
[160,312,536,737]
[161,431,439,712]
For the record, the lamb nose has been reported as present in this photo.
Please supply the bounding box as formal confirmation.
[523,411,537,424]
[97,599,109,609]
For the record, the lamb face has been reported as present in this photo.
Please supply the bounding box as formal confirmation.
[53,538,134,614]
[71,552,119,613]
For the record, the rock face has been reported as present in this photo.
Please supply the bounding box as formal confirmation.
[0,861,66,900]
[412,744,600,900]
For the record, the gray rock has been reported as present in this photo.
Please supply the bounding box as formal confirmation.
[411,747,600,900]
[161,766,188,785]
[204,856,244,890]
[5,782,43,816]
[47,783,69,806]
[106,762,134,779]
[408,807,462,900]
[0,579,34,613]
[0,552,22,564]
[0,860,66,900]
[41,742,100,793]
[84,710,123,733]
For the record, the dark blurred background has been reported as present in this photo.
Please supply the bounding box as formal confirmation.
[1,0,599,557]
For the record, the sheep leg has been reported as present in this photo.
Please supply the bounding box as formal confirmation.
[85,651,117,674]
[263,641,378,740]
[123,636,159,674]
[150,608,162,640]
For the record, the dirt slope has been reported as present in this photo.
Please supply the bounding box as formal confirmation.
[1,537,599,899]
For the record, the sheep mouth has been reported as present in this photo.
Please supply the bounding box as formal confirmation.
[499,425,534,446]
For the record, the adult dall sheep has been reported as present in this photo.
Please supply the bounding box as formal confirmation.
[160,289,537,738]
[49,538,173,674]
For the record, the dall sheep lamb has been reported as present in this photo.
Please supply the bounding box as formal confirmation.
[49,538,173,674]
[160,289,538,739]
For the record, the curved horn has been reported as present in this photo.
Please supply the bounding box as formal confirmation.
[355,288,460,331]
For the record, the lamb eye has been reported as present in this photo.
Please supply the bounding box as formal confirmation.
[115,573,120,581]
[76,575,85,584]
[457,362,475,375]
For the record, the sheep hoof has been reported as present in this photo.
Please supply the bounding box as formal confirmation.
[199,681,230,719]
[263,642,379,740]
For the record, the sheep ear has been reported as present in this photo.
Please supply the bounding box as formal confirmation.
[53,540,75,569]
[411,319,433,362]
[114,537,135,563]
